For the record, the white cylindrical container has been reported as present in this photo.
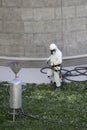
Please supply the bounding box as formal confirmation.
[9,78,22,109]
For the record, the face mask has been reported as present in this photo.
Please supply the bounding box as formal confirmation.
[51,50,56,55]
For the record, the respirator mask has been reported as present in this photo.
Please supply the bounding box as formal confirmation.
[51,49,56,55]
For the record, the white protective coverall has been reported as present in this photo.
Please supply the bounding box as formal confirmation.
[47,43,62,88]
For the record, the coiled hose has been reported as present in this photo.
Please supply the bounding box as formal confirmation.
[40,66,87,82]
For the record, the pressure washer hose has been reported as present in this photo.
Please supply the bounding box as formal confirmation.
[40,66,87,82]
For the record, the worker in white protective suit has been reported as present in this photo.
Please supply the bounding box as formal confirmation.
[47,43,62,90]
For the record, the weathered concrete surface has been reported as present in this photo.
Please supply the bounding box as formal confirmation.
[0,0,87,63]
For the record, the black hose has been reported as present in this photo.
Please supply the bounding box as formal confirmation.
[40,66,87,82]
[40,66,50,74]
[75,66,87,76]
[21,108,87,129]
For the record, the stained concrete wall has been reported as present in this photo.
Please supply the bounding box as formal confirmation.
[0,0,87,59]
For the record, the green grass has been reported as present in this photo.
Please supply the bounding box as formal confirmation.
[0,81,87,130]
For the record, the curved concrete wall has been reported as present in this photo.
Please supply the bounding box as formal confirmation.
[0,0,87,59]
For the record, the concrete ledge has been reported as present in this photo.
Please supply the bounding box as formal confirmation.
[62,55,87,67]
[0,55,87,68]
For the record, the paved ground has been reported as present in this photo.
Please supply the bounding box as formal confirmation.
[0,66,49,84]
[0,65,87,84]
